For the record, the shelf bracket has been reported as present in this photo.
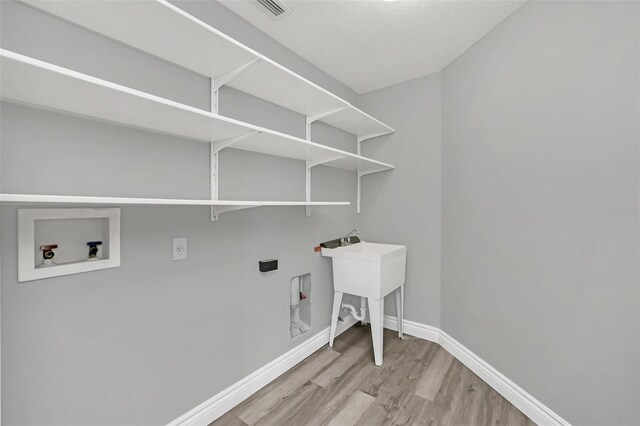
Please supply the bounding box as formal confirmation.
[307,154,347,169]
[213,58,261,91]
[210,131,259,221]
[306,106,349,125]
[213,131,259,153]
[304,108,349,217]
[211,82,220,115]
[355,136,392,214]
[357,130,393,144]
[306,154,349,216]
[305,116,312,140]
[212,204,260,216]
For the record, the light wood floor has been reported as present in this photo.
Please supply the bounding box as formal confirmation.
[212,325,535,426]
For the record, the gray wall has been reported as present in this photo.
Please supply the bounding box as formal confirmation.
[0,1,367,424]
[3,0,639,424]
[357,74,442,326]
[441,2,640,425]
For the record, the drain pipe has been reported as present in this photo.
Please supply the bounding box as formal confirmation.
[342,297,367,322]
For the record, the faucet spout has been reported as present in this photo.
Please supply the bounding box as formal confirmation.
[340,228,360,246]
[345,228,359,239]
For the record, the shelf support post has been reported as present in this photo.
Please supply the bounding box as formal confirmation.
[357,136,363,214]
[357,171,362,214]
[306,162,312,217]
[211,79,220,221]
[305,116,313,216]
[211,140,220,220]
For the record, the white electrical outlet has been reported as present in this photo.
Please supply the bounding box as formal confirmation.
[172,237,187,261]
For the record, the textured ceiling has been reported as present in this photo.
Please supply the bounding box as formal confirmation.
[218,0,526,94]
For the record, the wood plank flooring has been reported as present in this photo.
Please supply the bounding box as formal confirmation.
[212,325,535,426]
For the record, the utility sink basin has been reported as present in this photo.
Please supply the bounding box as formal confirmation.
[322,242,406,299]
[322,241,407,366]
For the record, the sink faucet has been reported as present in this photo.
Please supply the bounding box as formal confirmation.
[341,228,360,246]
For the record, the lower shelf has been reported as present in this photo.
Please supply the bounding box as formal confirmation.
[0,193,350,208]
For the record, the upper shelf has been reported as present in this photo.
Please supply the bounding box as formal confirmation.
[20,0,394,141]
[0,50,394,175]
[0,193,350,207]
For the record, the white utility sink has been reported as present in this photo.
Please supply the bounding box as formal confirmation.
[322,241,407,366]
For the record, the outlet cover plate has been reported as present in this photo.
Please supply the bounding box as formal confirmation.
[173,237,187,261]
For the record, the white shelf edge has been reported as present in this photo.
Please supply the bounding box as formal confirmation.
[0,194,351,207]
[0,50,395,175]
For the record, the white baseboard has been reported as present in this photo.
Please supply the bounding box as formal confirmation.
[171,314,569,426]
[437,330,569,426]
[383,315,570,426]
[383,315,440,343]
[167,315,358,426]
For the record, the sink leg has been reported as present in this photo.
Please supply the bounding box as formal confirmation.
[368,297,384,366]
[396,284,404,338]
[329,291,343,347]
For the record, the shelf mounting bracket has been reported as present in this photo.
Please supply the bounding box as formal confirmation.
[213,204,260,216]
[357,136,364,214]
[213,131,259,153]
[307,154,347,169]
[306,154,348,216]
[210,131,259,221]
[304,115,315,216]
[357,130,393,144]
[306,106,349,125]
[213,58,261,91]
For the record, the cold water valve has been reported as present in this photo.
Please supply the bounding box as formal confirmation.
[86,241,102,260]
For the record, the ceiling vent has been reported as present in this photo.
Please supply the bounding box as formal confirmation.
[252,0,292,20]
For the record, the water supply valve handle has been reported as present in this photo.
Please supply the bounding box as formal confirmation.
[39,244,58,266]
[39,244,58,260]
[87,241,103,259]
